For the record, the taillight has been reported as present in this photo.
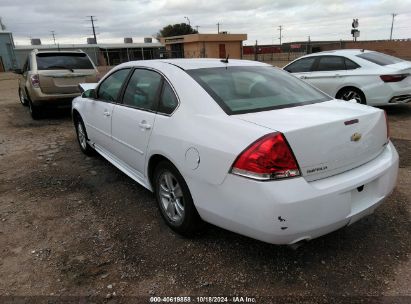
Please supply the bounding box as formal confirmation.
[231,132,300,180]
[30,74,40,88]
[380,74,407,82]
[384,111,390,140]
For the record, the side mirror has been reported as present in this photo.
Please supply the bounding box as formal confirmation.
[14,69,23,75]
[82,89,97,99]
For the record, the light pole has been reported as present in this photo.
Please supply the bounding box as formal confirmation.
[184,16,191,26]
[390,13,397,40]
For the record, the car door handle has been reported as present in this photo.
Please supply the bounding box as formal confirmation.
[139,121,152,130]
[103,110,111,117]
[299,76,307,79]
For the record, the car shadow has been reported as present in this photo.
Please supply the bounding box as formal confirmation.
[379,104,411,119]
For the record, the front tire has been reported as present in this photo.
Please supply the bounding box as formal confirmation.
[74,117,94,156]
[154,161,203,236]
[336,87,366,105]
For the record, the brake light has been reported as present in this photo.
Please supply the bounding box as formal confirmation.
[30,74,40,88]
[231,132,300,180]
[380,74,407,82]
[384,111,390,140]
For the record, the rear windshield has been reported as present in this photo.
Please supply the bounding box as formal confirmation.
[36,53,94,70]
[187,66,330,115]
[356,52,403,66]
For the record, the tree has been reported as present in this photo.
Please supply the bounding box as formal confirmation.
[156,23,198,39]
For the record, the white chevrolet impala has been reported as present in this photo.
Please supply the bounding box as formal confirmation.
[72,59,399,245]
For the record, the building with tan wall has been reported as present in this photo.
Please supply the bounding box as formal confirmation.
[160,33,247,59]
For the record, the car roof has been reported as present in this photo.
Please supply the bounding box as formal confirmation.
[118,58,270,70]
[302,49,373,57]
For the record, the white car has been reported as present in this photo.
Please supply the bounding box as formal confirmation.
[72,59,398,245]
[283,49,411,106]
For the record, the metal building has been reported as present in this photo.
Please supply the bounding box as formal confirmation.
[0,31,18,71]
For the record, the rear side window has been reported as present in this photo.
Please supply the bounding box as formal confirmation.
[284,57,315,73]
[345,58,360,70]
[36,53,94,70]
[158,81,178,114]
[98,69,130,102]
[187,66,330,115]
[316,56,345,71]
[356,52,403,66]
[122,69,162,111]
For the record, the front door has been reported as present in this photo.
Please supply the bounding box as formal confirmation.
[219,44,226,58]
[83,68,131,151]
[111,68,162,176]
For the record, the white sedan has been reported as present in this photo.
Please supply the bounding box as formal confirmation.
[72,59,398,245]
[283,49,411,106]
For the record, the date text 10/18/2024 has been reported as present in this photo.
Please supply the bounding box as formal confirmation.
[149,296,257,303]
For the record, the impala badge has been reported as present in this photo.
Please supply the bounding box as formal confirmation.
[351,133,362,142]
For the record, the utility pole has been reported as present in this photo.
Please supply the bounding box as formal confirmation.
[51,31,56,45]
[184,16,191,26]
[217,22,221,34]
[278,25,283,45]
[88,16,97,44]
[195,25,200,32]
[306,35,311,54]
[390,13,397,40]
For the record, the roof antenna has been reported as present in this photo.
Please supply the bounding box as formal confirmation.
[220,54,229,64]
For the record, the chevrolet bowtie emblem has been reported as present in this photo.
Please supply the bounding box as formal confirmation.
[351,133,362,142]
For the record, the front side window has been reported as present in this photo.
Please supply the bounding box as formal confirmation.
[36,53,94,70]
[187,66,330,115]
[284,57,316,73]
[97,69,130,102]
[316,56,345,71]
[122,69,162,111]
[158,81,178,114]
[356,51,403,66]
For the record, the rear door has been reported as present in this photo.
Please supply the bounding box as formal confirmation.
[82,68,131,151]
[306,56,347,95]
[110,68,163,176]
[36,52,97,94]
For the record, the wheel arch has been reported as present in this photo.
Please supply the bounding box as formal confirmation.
[147,154,178,191]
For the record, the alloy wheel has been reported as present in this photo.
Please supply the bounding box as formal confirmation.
[77,122,87,150]
[158,171,185,224]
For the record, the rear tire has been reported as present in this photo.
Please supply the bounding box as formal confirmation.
[336,87,366,105]
[18,88,28,106]
[153,161,204,236]
[74,116,95,156]
[28,100,42,120]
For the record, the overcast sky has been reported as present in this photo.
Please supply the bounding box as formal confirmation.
[1,0,410,46]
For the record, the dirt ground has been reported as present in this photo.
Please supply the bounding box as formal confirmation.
[0,72,410,303]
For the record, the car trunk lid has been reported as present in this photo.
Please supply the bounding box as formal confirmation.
[234,100,388,181]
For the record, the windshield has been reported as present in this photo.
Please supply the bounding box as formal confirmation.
[187,66,330,114]
[36,53,94,70]
[356,52,403,66]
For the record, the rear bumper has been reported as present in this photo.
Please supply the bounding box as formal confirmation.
[28,87,79,106]
[190,142,399,244]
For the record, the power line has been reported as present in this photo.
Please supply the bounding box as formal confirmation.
[390,13,397,40]
[87,15,97,44]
